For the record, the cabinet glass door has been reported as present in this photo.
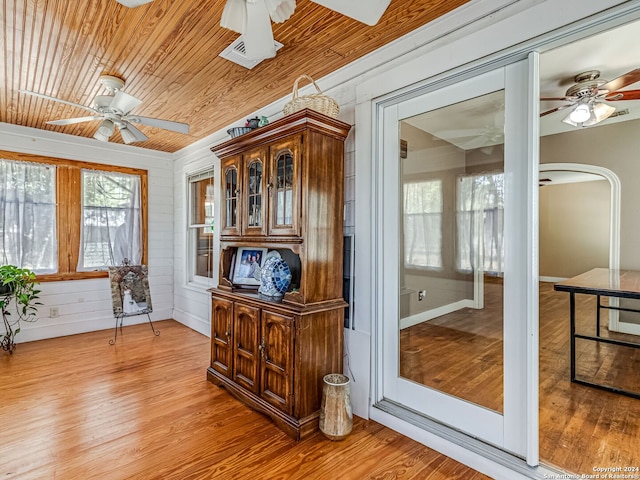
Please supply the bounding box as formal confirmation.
[269,136,300,236]
[244,148,267,236]
[221,157,240,236]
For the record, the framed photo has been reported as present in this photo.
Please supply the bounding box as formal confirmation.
[232,247,267,286]
[108,264,153,317]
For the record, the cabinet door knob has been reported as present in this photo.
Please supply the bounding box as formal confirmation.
[259,338,266,358]
[225,330,231,338]
[234,188,240,195]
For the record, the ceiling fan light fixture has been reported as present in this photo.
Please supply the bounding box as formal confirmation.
[569,103,591,123]
[93,131,110,142]
[585,102,616,126]
[97,119,115,138]
[119,126,139,144]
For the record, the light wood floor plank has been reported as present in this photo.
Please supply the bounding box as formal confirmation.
[0,320,489,480]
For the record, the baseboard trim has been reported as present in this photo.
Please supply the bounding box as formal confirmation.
[539,276,565,283]
[173,308,210,337]
[14,308,174,344]
[400,299,474,330]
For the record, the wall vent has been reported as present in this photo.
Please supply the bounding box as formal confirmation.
[219,36,284,69]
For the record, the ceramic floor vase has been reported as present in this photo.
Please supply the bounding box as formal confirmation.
[319,373,353,441]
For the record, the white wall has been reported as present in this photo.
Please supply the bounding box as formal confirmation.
[0,123,174,342]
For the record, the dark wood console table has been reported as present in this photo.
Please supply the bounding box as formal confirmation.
[554,268,640,399]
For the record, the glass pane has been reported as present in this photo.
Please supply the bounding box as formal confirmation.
[0,159,57,273]
[247,160,262,227]
[275,151,293,226]
[191,177,214,227]
[195,226,214,278]
[398,90,505,413]
[225,169,237,228]
[79,169,142,270]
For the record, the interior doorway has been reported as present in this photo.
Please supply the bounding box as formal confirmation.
[537,161,640,475]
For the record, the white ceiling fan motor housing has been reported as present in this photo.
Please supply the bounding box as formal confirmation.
[98,75,125,93]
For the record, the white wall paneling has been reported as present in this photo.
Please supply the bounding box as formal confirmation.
[0,123,175,343]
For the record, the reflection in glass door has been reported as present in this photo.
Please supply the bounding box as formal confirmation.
[399,90,505,414]
[379,59,539,460]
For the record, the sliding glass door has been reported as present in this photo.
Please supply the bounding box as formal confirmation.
[377,57,539,461]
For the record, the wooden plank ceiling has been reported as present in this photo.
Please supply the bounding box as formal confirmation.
[1,0,469,153]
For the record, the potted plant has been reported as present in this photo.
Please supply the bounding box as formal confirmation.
[0,265,41,354]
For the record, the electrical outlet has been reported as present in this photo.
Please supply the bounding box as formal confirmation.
[50,307,59,318]
[418,290,426,301]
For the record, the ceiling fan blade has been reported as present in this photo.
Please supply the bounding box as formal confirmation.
[221,0,247,34]
[460,136,493,151]
[243,0,277,60]
[19,90,98,114]
[540,104,572,117]
[540,97,572,101]
[310,0,391,26]
[47,116,103,126]
[115,0,154,7]
[110,91,142,115]
[119,123,149,144]
[605,89,640,101]
[125,115,190,134]
[601,68,640,93]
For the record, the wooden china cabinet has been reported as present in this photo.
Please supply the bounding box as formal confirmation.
[207,109,351,440]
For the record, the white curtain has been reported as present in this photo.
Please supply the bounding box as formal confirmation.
[457,173,504,274]
[0,159,57,273]
[403,180,443,269]
[77,170,142,270]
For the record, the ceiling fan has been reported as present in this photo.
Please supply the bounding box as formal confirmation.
[220,0,391,61]
[20,75,189,145]
[541,68,640,127]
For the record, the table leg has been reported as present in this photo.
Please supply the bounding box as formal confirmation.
[570,292,576,382]
[596,294,601,337]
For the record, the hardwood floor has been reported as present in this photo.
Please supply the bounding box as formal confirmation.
[400,280,640,475]
[0,320,490,480]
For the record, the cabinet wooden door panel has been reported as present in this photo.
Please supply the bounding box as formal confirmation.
[210,297,233,377]
[233,304,260,394]
[220,156,241,236]
[268,135,301,237]
[260,310,294,415]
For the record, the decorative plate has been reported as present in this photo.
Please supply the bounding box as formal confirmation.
[259,254,292,297]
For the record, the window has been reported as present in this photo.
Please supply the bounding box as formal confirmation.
[0,151,147,281]
[403,179,443,269]
[456,173,504,274]
[78,170,142,271]
[0,159,57,273]
[188,170,215,279]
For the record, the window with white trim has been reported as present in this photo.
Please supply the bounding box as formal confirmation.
[188,170,215,280]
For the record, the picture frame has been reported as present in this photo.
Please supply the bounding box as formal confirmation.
[232,247,268,286]
[108,264,153,317]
